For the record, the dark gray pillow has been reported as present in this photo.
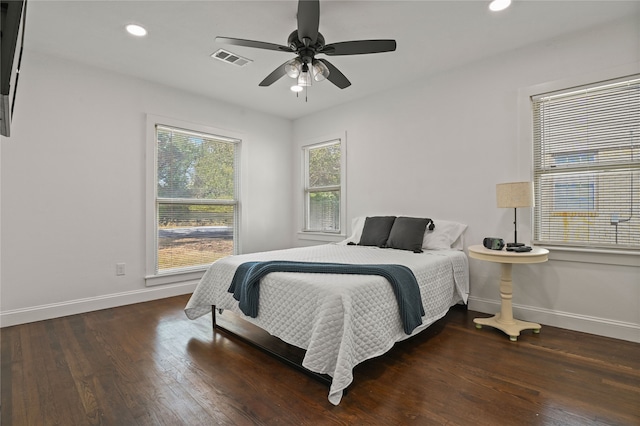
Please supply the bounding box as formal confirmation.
[386,217,433,253]
[358,216,397,247]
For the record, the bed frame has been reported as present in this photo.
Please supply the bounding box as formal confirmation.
[211,306,333,388]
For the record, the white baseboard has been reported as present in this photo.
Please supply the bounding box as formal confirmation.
[0,281,198,328]
[468,296,640,343]
[4,288,637,344]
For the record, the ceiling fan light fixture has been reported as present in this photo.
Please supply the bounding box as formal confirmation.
[311,60,330,82]
[297,71,313,87]
[290,85,303,92]
[285,58,303,78]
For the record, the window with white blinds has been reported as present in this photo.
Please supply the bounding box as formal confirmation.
[532,75,640,249]
[303,139,342,233]
[155,124,240,273]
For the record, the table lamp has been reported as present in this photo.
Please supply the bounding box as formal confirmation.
[496,181,534,247]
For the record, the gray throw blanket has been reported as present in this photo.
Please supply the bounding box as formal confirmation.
[228,261,425,335]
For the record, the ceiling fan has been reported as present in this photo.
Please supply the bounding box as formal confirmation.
[215,0,397,89]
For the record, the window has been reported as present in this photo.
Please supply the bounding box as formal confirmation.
[148,119,240,277]
[532,75,640,249]
[303,139,343,233]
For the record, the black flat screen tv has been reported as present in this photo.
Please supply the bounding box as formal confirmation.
[1,0,26,137]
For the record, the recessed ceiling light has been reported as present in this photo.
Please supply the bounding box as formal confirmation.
[489,0,511,12]
[126,24,147,37]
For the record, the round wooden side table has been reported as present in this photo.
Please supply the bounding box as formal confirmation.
[468,244,549,341]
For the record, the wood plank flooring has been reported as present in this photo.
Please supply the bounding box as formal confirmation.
[2,295,639,425]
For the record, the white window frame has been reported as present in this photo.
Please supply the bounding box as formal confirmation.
[145,115,242,286]
[300,134,346,239]
[518,63,640,266]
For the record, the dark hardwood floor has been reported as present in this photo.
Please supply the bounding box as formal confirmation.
[2,295,639,425]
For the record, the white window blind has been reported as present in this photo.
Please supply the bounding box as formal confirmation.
[155,125,239,273]
[532,75,640,249]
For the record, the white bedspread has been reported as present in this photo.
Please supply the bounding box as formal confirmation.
[185,244,469,405]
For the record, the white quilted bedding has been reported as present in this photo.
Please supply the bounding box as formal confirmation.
[184,244,469,405]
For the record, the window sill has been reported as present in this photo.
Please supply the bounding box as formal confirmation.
[297,231,346,243]
[145,269,206,287]
[540,245,640,267]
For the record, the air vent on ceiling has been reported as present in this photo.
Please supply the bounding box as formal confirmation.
[211,49,252,67]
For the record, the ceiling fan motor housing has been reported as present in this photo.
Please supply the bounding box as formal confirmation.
[288,30,325,63]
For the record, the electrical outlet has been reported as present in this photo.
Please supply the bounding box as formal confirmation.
[116,263,126,276]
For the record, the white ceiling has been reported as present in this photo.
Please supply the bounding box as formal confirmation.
[24,0,640,120]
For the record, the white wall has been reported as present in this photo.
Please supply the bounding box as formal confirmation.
[292,16,640,342]
[0,50,293,325]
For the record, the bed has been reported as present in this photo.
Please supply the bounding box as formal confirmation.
[185,216,469,405]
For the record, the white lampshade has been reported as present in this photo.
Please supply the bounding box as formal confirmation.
[496,182,534,208]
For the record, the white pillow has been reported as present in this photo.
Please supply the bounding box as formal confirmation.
[338,216,366,245]
[422,219,467,250]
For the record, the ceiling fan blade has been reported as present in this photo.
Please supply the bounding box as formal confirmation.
[297,0,319,46]
[259,62,289,87]
[323,40,397,56]
[216,36,291,53]
[317,59,351,89]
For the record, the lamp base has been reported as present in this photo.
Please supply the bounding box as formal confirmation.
[506,242,525,248]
